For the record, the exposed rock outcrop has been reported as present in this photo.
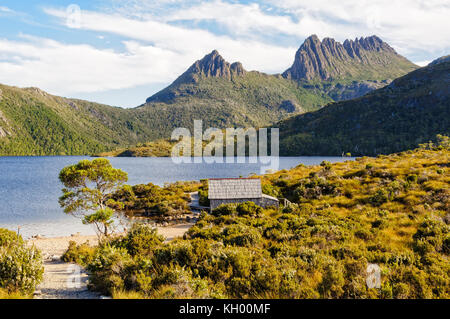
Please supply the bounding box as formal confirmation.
[0,109,11,138]
[185,50,246,81]
[283,35,417,81]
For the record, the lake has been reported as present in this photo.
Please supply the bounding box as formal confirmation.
[0,156,353,238]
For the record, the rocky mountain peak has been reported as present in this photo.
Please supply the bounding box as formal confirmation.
[185,50,246,81]
[146,50,247,103]
[283,35,415,81]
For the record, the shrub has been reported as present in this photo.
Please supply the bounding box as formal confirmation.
[407,174,418,183]
[236,202,262,217]
[223,225,262,247]
[0,229,43,295]
[369,189,389,206]
[87,245,134,295]
[212,204,236,217]
[320,161,332,171]
[62,241,95,266]
[198,189,210,207]
[413,218,448,254]
[0,229,23,247]
[111,223,164,257]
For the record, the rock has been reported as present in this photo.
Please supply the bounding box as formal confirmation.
[0,127,8,138]
[0,110,12,138]
[25,87,48,97]
[100,295,112,299]
[283,35,414,82]
[32,234,44,239]
[33,290,42,296]
[51,255,61,261]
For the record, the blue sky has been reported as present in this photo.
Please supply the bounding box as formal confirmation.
[0,0,449,108]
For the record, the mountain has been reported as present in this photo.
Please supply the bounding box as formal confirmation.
[141,36,417,131]
[147,50,246,103]
[283,35,418,100]
[142,50,332,129]
[277,60,450,156]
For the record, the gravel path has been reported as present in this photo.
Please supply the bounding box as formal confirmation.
[36,260,100,299]
[29,235,100,299]
[28,224,193,299]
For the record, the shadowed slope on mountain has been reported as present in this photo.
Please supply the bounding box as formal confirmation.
[278,61,450,156]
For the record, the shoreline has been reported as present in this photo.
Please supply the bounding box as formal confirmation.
[27,223,194,257]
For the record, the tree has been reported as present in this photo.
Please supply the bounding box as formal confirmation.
[59,158,128,237]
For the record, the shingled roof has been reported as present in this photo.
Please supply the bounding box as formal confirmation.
[208,178,262,199]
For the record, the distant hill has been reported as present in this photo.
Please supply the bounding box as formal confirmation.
[277,61,450,156]
[0,85,161,155]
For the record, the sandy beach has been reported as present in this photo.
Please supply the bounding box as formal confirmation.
[28,223,194,256]
[27,223,194,299]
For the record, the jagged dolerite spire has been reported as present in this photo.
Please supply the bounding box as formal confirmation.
[186,50,246,80]
[283,35,417,81]
[146,50,246,103]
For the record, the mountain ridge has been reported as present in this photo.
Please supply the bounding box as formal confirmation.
[283,35,417,82]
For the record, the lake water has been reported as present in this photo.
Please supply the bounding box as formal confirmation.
[0,156,353,238]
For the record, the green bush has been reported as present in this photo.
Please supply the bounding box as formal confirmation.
[236,202,262,217]
[0,229,23,247]
[223,224,262,247]
[111,223,164,257]
[87,245,134,295]
[61,241,95,266]
[212,204,236,217]
[413,218,448,254]
[369,189,389,206]
[0,229,43,295]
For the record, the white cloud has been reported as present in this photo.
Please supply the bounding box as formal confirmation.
[262,0,450,56]
[154,0,450,58]
[0,36,181,95]
[0,6,15,15]
[414,60,431,67]
[0,5,295,103]
[0,6,12,13]
[44,7,295,73]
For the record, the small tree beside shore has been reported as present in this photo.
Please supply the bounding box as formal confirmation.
[59,158,128,238]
